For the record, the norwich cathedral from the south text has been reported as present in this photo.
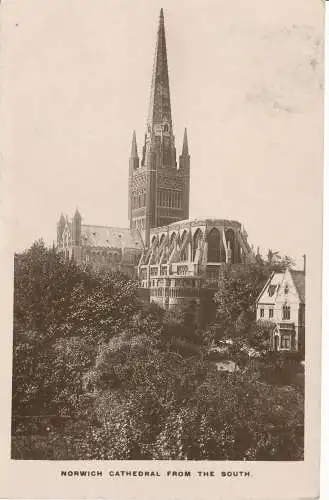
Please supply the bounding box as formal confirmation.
[56,8,255,308]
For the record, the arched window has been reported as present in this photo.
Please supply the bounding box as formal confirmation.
[192,229,202,261]
[170,232,176,246]
[180,231,188,262]
[207,228,221,262]
[225,228,238,263]
[282,306,291,320]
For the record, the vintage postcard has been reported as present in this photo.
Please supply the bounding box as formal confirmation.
[0,0,324,499]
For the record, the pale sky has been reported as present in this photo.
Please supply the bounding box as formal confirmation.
[1,0,324,263]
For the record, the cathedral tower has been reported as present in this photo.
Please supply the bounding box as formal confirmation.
[128,8,190,246]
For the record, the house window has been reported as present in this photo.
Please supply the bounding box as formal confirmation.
[281,334,291,349]
[284,284,289,294]
[269,308,274,318]
[268,285,276,297]
[260,308,264,318]
[282,306,290,320]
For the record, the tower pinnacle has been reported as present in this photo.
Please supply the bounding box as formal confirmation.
[130,130,138,158]
[182,128,189,156]
[147,8,172,129]
[74,208,81,219]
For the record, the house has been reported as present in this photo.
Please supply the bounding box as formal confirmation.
[256,267,305,352]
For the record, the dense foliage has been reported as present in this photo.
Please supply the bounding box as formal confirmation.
[12,242,303,460]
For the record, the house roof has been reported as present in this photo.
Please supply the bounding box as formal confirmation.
[256,272,284,305]
[289,269,305,303]
[81,225,143,250]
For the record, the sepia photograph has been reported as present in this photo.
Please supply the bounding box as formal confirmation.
[1,0,324,495]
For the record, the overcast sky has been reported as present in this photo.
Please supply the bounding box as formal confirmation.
[2,0,324,264]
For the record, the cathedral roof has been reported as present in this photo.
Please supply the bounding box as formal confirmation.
[150,217,243,234]
[81,225,143,249]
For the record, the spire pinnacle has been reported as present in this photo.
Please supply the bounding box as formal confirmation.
[130,130,138,158]
[58,213,65,226]
[147,8,172,129]
[182,128,189,156]
[74,208,81,220]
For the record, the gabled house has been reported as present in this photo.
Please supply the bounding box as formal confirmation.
[256,267,305,352]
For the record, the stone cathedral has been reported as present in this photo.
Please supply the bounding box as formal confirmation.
[56,9,254,308]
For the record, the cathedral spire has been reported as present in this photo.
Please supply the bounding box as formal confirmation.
[182,128,189,156]
[130,9,189,243]
[130,130,138,158]
[147,8,172,129]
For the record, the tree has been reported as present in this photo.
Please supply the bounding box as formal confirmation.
[12,242,142,433]
[12,241,303,461]
[248,320,276,353]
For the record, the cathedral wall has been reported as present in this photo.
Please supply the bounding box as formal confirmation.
[137,217,254,308]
